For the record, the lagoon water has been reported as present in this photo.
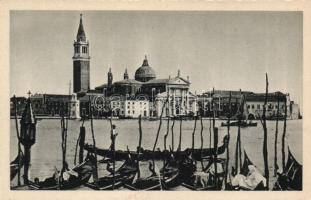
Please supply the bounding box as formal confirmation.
[10,119,302,190]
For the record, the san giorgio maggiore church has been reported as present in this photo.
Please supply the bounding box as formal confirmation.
[70,15,198,119]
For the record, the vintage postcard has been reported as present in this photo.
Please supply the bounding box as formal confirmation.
[0,0,310,200]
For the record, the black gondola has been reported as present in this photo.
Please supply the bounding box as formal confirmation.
[180,156,226,191]
[160,153,182,190]
[227,151,266,191]
[221,121,257,127]
[27,154,96,190]
[10,151,24,181]
[85,155,137,190]
[124,161,163,190]
[273,148,302,191]
[84,135,229,161]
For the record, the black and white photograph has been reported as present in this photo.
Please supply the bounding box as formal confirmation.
[8,10,303,192]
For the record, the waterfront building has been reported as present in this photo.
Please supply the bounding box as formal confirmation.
[244,92,288,120]
[197,90,293,119]
[10,96,27,116]
[29,93,72,116]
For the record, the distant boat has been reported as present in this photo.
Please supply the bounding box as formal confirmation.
[149,117,158,121]
[221,121,257,127]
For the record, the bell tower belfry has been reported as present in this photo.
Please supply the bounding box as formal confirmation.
[73,14,90,93]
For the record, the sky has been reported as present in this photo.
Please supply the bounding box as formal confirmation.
[10,11,302,107]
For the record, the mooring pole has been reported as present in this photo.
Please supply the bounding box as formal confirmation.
[20,95,36,185]
[78,126,86,164]
[137,115,143,179]
[89,98,98,188]
[282,97,288,172]
[171,119,175,151]
[214,127,219,187]
[224,92,232,187]
[274,94,280,176]
[262,73,269,190]
[13,95,22,186]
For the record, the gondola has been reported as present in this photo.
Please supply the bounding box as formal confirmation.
[85,155,137,190]
[123,161,163,191]
[221,121,257,127]
[27,154,96,190]
[227,151,266,191]
[273,148,302,191]
[84,135,229,161]
[10,151,24,180]
[181,156,226,191]
[160,153,182,190]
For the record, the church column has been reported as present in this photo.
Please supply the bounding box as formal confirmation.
[173,89,176,116]
[186,89,189,115]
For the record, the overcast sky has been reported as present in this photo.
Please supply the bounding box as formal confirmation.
[10,11,302,107]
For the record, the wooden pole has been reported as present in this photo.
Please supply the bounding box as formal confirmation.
[214,127,219,187]
[274,94,280,176]
[78,126,86,164]
[225,92,232,186]
[109,113,116,189]
[209,101,212,149]
[164,116,170,151]
[262,73,269,190]
[238,90,244,169]
[177,117,183,152]
[13,96,21,186]
[171,119,175,151]
[137,115,142,179]
[152,98,168,167]
[282,97,288,171]
[200,115,204,170]
[191,117,198,151]
[89,99,98,188]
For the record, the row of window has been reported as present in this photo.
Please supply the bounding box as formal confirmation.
[74,46,88,54]
[247,104,285,110]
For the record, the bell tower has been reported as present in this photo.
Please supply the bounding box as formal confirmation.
[73,14,90,93]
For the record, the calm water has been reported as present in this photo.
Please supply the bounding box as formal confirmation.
[10,119,302,190]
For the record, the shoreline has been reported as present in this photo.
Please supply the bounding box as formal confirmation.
[10,116,302,121]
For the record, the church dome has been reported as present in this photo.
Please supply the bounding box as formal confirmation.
[135,56,156,82]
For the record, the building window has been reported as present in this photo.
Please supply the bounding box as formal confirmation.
[75,46,80,53]
[128,110,130,114]
[247,105,250,109]
[257,104,260,109]
[251,104,255,109]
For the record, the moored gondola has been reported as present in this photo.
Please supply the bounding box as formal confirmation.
[27,154,96,190]
[227,151,266,191]
[10,150,24,181]
[123,161,163,191]
[83,135,229,161]
[273,148,302,191]
[85,154,137,190]
[180,156,226,191]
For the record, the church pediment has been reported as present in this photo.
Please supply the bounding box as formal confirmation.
[168,77,190,85]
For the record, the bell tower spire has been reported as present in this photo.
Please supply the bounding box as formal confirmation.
[73,14,90,93]
[77,14,86,42]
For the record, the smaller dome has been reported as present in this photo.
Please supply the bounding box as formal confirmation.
[135,56,156,82]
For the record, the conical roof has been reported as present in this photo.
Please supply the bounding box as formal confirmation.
[77,14,86,42]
